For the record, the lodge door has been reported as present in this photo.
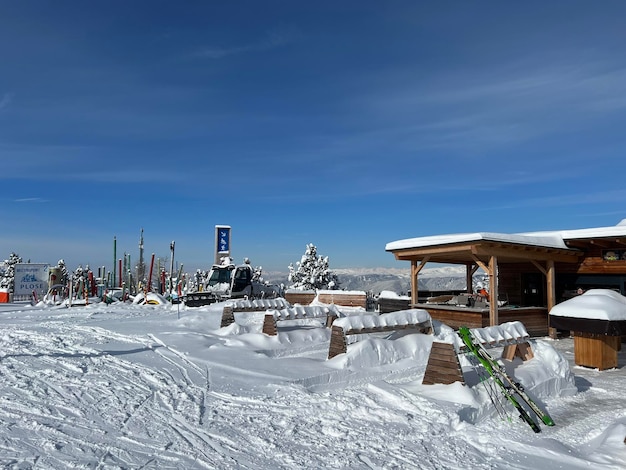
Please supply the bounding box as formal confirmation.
[521,272,545,307]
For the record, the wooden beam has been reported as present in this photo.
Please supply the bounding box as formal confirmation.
[392,245,474,260]
[590,239,614,248]
[471,255,489,273]
[530,260,547,276]
[471,244,581,263]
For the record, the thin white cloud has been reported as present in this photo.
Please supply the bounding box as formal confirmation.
[14,197,48,203]
[193,27,298,59]
[363,60,626,151]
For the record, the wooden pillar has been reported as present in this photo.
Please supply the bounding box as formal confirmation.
[466,263,479,294]
[411,260,418,306]
[489,255,498,326]
[531,259,558,338]
[546,260,556,310]
[410,256,429,306]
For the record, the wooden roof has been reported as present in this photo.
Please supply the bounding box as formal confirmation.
[386,236,583,264]
[386,222,626,265]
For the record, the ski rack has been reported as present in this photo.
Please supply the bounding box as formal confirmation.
[328,311,434,359]
[263,305,342,336]
[457,322,535,361]
[423,322,535,386]
[221,298,291,327]
[458,325,555,433]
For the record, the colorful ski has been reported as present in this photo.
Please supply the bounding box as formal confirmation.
[458,326,554,432]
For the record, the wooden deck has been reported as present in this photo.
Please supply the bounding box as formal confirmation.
[416,304,549,337]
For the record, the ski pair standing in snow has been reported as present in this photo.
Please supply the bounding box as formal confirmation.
[458,326,555,433]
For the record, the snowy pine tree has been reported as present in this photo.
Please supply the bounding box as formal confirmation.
[0,252,22,292]
[288,243,340,291]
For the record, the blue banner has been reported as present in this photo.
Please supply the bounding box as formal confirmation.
[217,227,230,253]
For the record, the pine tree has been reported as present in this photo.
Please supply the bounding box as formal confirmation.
[0,252,22,292]
[288,243,340,291]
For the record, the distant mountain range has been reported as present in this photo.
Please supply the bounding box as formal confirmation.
[263,266,486,295]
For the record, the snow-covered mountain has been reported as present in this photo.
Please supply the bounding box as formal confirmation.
[264,265,483,294]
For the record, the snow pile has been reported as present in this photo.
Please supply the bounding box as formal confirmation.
[550,289,626,320]
[378,290,410,299]
[328,330,433,370]
[512,339,578,398]
[333,308,432,332]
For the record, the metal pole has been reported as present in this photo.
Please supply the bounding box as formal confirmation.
[113,236,117,290]
[170,241,175,295]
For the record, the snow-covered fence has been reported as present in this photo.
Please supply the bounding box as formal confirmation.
[221,298,291,327]
[328,309,433,359]
[262,304,342,336]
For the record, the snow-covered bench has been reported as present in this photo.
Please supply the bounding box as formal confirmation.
[422,322,534,386]
[262,304,342,336]
[328,309,433,359]
[221,298,291,327]
[457,321,533,361]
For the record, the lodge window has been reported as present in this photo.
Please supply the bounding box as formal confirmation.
[602,250,626,261]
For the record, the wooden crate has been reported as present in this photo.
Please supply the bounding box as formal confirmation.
[318,292,367,309]
[284,291,316,305]
[573,331,620,371]
[377,297,411,313]
[422,305,548,337]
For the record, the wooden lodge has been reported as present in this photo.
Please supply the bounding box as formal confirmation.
[385,220,626,339]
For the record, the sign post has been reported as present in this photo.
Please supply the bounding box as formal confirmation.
[14,263,50,301]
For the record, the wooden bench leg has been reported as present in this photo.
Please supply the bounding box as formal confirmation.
[422,342,464,385]
[328,326,347,359]
[262,314,277,336]
[221,306,235,328]
[502,342,534,362]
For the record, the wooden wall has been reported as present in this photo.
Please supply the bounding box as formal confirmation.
[557,243,626,274]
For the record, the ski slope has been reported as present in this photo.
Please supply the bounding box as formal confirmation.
[0,301,624,469]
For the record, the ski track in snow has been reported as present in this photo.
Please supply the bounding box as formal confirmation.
[0,304,624,469]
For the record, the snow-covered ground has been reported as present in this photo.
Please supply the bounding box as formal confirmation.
[0,300,624,469]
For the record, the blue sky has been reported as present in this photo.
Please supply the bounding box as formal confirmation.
[1,1,626,273]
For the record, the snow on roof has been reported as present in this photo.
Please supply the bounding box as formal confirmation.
[386,220,626,252]
[521,221,626,241]
[549,289,626,321]
[385,231,569,252]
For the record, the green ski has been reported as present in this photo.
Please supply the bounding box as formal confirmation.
[458,326,554,433]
